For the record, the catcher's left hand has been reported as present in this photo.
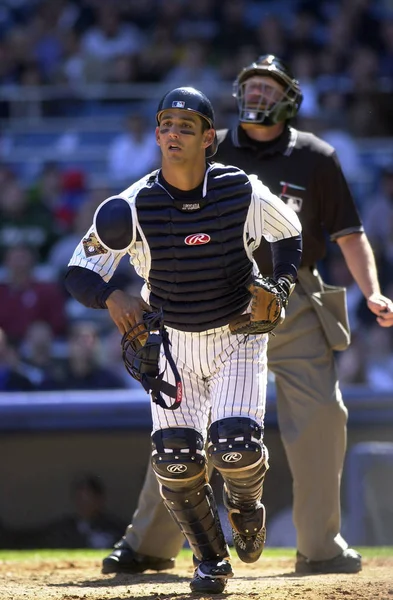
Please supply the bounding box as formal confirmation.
[229,275,294,335]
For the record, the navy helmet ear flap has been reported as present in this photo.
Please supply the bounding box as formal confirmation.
[93,196,134,252]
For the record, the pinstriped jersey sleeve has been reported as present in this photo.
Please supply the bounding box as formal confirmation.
[67,226,128,282]
[67,173,155,282]
[246,174,302,246]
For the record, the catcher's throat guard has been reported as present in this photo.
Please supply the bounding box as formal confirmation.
[121,310,182,410]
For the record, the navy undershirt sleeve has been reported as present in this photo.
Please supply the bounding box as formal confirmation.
[270,234,302,281]
[64,266,119,309]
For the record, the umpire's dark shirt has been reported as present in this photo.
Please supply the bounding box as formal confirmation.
[215,125,363,276]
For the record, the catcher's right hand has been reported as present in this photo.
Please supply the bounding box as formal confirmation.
[229,275,294,335]
[105,289,152,337]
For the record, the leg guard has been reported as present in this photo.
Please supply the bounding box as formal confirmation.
[208,417,268,563]
[208,417,269,508]
[151,428,229,563]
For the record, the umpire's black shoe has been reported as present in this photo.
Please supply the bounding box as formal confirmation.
[190,558,233,595]
[102,537,175,574]
[295,548,362,574]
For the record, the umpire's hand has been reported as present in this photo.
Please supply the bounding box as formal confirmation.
[367,293,393,327]
[106,290,152,335]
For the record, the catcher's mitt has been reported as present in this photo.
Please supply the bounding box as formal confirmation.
[229,275,294,335]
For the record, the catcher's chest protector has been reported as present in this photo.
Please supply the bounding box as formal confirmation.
[136,165,254,331]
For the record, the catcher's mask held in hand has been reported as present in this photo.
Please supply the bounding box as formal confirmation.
[121,310,182,410]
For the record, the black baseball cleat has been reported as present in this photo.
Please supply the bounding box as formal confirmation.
[190,558,233,595]
[224,490,266,563]
[102,537,175,574]
[295,548,362,574]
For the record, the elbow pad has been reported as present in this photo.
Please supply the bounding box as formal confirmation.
[94,196,134,251]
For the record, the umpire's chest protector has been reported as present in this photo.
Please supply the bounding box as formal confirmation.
[135,164,254,331]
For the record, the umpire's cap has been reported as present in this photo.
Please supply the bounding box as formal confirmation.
[156,87,218,158]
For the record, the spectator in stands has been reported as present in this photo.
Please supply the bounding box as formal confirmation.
[162,41,218,93]
[80,4,145,82]
[251,14,286,61]
[176,0,219,43]
[0,180,58,263]
[0,245,67,343]
[291,50,319,119]
[19,321,65,389]
[362,165,393,259]
[347,47,388,137]
[107,114,160,187]
[28,162,62,211]
[34,474,127,549]
[214,0,259,56]
[379,17,393,79]
[133,25,177,83]
[58,28,86,86]
[304,95,362,185]
[0,164,16,188]
[30,1,64,82]
[0,327,34,391]
[48,191,102,279]
[107,54,139,85]
[40,320,126,390]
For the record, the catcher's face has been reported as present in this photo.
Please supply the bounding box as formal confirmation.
[156,109,215,163]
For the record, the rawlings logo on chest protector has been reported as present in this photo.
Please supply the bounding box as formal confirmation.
[184,233,211,245]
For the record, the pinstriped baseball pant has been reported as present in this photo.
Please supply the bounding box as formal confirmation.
[150,324,268,437]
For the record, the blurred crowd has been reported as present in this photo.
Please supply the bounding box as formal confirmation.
[0,0,392,130]
[1,0,393,392]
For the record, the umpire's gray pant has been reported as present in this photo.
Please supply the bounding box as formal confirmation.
[124,267,348,561]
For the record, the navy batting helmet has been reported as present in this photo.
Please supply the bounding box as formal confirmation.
[233,54,303,126]
[156,87,218,158]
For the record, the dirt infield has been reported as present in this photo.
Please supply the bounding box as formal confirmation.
[1,554,393,600]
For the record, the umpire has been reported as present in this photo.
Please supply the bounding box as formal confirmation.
[102,55,393,576]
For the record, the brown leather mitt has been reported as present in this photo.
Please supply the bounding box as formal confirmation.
[229,276,293,335]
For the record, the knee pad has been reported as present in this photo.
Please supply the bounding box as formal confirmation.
[151,428,206,484]
[207,417,266,472]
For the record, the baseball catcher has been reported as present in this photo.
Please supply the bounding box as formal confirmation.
[229,275,294,335]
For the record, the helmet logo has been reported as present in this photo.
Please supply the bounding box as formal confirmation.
[222,452,242,463]
[185,233,211,245]
[167,464,187,473]
[172,100,185,108]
